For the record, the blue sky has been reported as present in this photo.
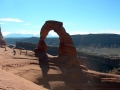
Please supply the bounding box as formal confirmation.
[0,0,120,36]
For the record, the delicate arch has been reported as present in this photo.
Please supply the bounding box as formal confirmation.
[34,20,77,56]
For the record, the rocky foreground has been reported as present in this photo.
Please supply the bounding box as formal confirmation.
[0,47,120,90]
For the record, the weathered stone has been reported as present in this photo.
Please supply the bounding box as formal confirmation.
[34,20,77,55]
[34,20,81,67]
[0,26,6,45]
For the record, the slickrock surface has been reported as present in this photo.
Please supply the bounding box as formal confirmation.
[0,47,47,90]
[0,69,47,90]
[0,47,120,90]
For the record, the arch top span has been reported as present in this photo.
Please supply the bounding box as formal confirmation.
[45,20,63,25]
[40,20,65,39]
[34,20,77,56]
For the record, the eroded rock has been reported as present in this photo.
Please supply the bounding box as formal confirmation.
[34,20,81,68]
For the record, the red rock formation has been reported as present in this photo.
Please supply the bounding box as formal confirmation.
[34,20,77,56]
[34,20,81,67]
[0,26,6,45]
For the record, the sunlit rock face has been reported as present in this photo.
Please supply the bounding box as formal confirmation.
[0,27,6,45]
[34,20,81,67]
[35,20,76,56]
[34,20,77,56]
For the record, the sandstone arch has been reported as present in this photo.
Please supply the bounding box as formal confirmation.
[34,20,84,68]
[34,20,77,56]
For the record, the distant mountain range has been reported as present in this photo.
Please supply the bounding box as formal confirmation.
[4,33,58,38]
[5,34,120,48]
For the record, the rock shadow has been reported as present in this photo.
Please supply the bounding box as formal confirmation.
[36,52,50,89]
[35,52,88,90]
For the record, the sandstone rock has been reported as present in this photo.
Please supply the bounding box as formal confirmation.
[34,20,76,56]
[0,26,6,45]
[34,20,81,68]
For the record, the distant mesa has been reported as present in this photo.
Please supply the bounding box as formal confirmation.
[0,26,6,45]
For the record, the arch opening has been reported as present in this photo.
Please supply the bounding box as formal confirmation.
[34,20,77,56]
[45,30,59,56]
[34,20,85,68]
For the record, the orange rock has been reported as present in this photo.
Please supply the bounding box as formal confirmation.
[34,20,81,68]
[34,40,47,53]
[35,20,77,56]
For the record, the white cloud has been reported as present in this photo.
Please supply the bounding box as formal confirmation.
[2,32,11,36]
[24,23,31,25]
[0,23,5,24]
[0,18,23,22]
